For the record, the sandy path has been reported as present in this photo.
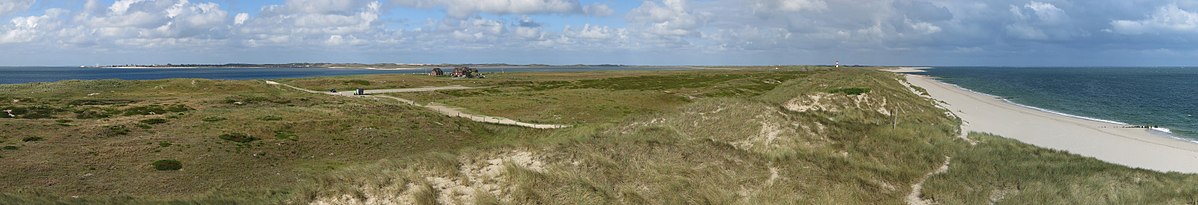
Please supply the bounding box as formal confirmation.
[266,81,569,129]
[897,73,1198,173]
[906,156,951,205]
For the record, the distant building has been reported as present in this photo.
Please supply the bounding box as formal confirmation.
[430,68,444,76]
[451,66,482,78]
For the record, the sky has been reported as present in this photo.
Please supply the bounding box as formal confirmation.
[0,0,1196,66]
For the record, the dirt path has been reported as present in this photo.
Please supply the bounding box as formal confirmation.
[906,156,952,205]
[266,81,569,129]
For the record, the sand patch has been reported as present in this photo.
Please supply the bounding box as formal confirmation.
[309,151,549,205]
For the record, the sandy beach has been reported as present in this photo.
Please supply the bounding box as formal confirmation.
[892,67,1198,173]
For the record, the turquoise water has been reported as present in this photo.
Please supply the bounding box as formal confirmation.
[0,66,686,85]
[922,67,1198,141]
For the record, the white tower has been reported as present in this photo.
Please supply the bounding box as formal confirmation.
[835,60,840,68]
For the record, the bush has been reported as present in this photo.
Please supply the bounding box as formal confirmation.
[829,87,871,95]
[103,125,130,136]
[3,106,62,119]
[140,118,168,125]
[274,131,298,141]
[74,107,119,119]
[122,104,192,116]
[159,141,172,147]
[219,133,258,143]
[2,145,16,150]
[21,137,43,142]
[201,116,226,122]
[152,160,182,171]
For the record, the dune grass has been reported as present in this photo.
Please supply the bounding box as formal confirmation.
[0,67,1194,204]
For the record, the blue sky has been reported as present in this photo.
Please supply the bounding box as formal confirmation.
[0,0,1196,66]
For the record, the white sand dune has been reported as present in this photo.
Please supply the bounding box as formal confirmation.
[893,69,1198,173]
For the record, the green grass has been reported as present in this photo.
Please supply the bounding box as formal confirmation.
[922,133,1198,204]
[0,67,1194,204]
[828,87,871,95]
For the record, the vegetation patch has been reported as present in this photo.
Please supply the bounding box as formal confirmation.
[1,106,63,119]
[21,137,43,142]
[343,80,371,86]
[258,116,283,121]
[828,87,871,95]
[74,107,120,119]
[159,141,172,147]
[274,131,298,141]
[201,116,226,122]
[102,125,131,137]
[139,118,168,125]
[68,99,139,106]
[224,94,291,105]
[219,133,258,143]
[122,104,192,116]
[1,146,16,150]
[152,160,183,171]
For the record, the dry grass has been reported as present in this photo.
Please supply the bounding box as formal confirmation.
[1,67,1195,204]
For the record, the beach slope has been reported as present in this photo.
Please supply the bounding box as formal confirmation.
[895,69,1198,173]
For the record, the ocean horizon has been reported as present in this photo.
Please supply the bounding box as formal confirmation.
[922,66,1198,141]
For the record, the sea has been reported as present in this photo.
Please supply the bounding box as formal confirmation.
[921,67,1198,141]
[0,66,687,85]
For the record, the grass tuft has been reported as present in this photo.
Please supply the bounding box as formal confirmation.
[152,160,182,171]
[219,133,258,143]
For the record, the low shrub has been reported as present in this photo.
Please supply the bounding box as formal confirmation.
[3,106,62,119]
[152,160,182,171]
[159,141,172,147]
[2,145,16,150]
[201,116,226,122]
[74,107,120,119]
[140,118,168,125]
[21,137,43,142]
[103,125,130,136]
[122,104,192,116]
[828,87,871,95]
[219,133,258,143]
[68,99,138,106]
[274,131,298,141]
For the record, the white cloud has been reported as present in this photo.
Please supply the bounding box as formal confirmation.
[1110,4,1198,35]
[1005,1,1077,40]
[628,0,706,37]
[0,0,35,16]
[756,0,827,12]
[391,0,582,17]
[583,3,614,17]
[234,13,248,25]
[0,9,68,44]
[239,0,382,47]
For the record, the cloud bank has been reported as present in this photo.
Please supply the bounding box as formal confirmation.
[0,0,1196,66]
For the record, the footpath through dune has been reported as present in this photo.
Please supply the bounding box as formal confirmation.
[266,80,569,129]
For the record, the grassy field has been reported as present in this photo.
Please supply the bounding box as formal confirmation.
[1,67,1195,204]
